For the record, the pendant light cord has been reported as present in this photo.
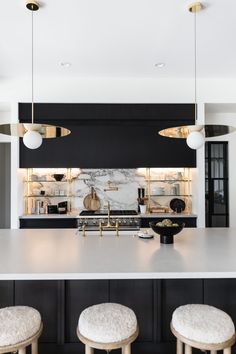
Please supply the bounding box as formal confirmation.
[31,7,34,124]
[194,10,197,124]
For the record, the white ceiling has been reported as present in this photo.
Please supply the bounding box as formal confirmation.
[0,0,236,79]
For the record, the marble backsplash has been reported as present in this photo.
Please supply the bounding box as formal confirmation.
[71,169,146,211]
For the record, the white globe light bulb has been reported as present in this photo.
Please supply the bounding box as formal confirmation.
[186,131,204,150]
[23,130,43,149]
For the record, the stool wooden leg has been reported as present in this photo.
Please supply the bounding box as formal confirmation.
[211,351,217,354]
[85,344,94,354]
[223,348,231,354]
[19,347,26,354]
[122,343,131,354]
[185,344,192,354]
[32,339,38,354]
[177,339,183,354]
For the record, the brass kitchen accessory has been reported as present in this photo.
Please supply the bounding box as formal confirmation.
[104,181,118,192]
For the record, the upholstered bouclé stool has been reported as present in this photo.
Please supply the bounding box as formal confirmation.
[77,303,138,354]
[171,304,235,354]
[0,306,43,354]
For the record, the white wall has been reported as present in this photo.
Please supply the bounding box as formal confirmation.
[0,77,236,103]
[0,104,20,228]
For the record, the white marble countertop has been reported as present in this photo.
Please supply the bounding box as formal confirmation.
[0,228,235,280]
[19,213,197,219]
[140,213,197,218]
[19,214,78,219]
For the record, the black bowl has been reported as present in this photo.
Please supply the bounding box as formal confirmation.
[149,221,185,244]
[53,174,65,181]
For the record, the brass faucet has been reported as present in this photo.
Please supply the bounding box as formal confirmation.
[104,201,112,228]
[82,223,86,237]
[116,220,119,237]
[98,202,119,237]
[99,219,103,238]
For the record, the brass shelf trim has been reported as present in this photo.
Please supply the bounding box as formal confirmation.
[24,180,69,183]
[145,179,192,182]
[150,194,192,197]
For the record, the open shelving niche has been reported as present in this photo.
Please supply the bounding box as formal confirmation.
[23,167,193,215]
[144,168,192,214]
[23,168,81,215]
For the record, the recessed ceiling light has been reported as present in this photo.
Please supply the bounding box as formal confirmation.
[155,62,165,68]
[60,62,71,68]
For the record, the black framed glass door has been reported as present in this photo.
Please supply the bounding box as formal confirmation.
[205,142,229,227]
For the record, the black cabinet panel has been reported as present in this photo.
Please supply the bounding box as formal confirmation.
[141,217,197,228]
[110,280,154,342]
[19,103,195,122]
[0,281,14,307]
[161,279,203,341]
[65,280,109,343]
[1,279,236,354]
[204,279,236,326]
[20,218,77,229]
[205,142,229,227]
[15,281,58,343]
[19,103,196,168]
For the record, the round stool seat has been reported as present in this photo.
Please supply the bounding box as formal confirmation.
[78,303,137,343]
[172,304,235,344]
[0,306,42,347]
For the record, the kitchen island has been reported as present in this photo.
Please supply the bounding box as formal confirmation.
[0,228,236,354]
[0,227,234,279]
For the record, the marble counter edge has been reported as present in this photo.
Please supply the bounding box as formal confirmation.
[19,213,197,219]
[0,271,234,281]
[140,213,197,218]
[19,214,79,219]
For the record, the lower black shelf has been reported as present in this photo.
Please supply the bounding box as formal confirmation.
[19,218,77,229]
[20,217,196,229]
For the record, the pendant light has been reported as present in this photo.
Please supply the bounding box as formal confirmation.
[0,0,71,149]
[158,2,236,149]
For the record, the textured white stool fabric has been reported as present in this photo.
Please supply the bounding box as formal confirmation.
[78,303,137,343]
[0,306,41,346]
[172,304,235,344]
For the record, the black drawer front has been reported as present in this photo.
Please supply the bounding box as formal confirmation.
[20,218,77,229]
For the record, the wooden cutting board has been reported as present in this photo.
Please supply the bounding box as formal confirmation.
[83,187,101,211]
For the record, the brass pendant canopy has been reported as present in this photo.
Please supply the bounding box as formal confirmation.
[188,2,203,13]
[26,0,39,11]
[0,1,71,142]
[158,2,236,143]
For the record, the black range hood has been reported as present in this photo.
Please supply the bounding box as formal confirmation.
[19,103,196,168]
